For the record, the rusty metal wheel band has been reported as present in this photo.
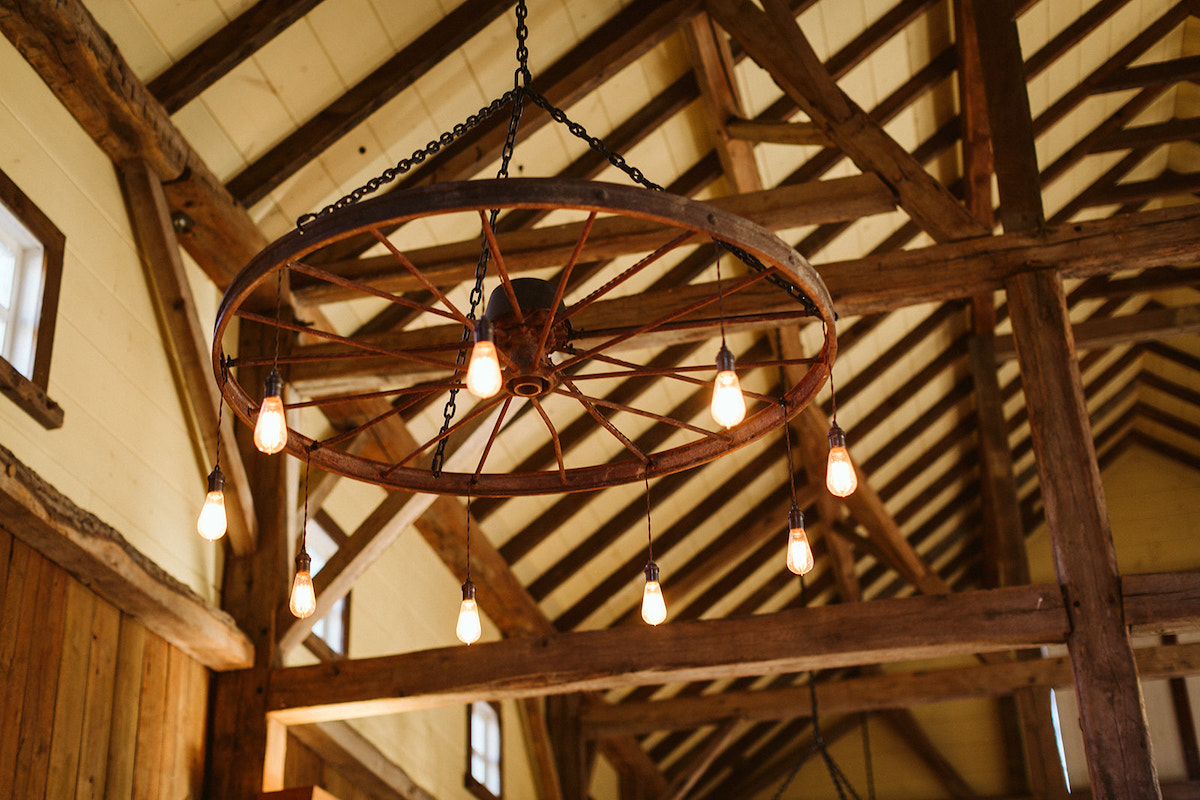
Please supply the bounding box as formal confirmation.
[214,179,838,496]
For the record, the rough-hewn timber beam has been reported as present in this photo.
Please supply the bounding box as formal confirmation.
[580,638,1200,737]
[995,303,1200,360]
[709,0,989,242]
[0,0,267,289]
[0,442,253,671]
[288,722,437,800]
[120,160,258,556]
[266,573,1200,724]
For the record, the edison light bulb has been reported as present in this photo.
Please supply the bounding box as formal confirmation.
[785,506,814,575]
[196,466,227,541]
[466,339,503,399]
[641,561,667,626]
[254,368,288,454]
[456,580,482,645]
[826,423,858,497]
[289,551,317,619]
[710,345,745,429]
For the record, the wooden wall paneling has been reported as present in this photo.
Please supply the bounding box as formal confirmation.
[10,551,68,799]
[106,617,147,800]
[132,632,171,800]
[75,598,121,799]
[45,578,96,798]
[0,535,35,788]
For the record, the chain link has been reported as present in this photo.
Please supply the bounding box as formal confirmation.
[429,0,533,476]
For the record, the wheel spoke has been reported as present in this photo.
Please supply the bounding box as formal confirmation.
[530,398,566,483]
[536,211,596,356]
[557,271,769,370]
[550,388,724,440]
[570,354,819,381]
[478,211,525,324]
[562,230,697,322]
[385,394,508,474]
[318,393,431,449]
[471,397,514,479]
[286,380,462,409]
[371,229,473,326]
[559,377,648,463]
[235,309,461,373]
[288,260,459,323]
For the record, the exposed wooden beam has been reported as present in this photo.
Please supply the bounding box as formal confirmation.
[1008,269,1160,797]
[265,574,1200,724]
[0,441,253,671]
[685,14,763,193]
[286,204,1200,389]
[995,303,1200,360]
[288,721,437,800]
[226,0,515,206]
[147,0,324,113]
[580,639,1200,737]
[1084,170,1200,207]
[1093,54,1200,93]
[1091,117,1200,153]
[709,0,989,242]
[660,721,742,800]
[289,174,895,305]
[0,0,268,289]
[120,160,258,556]
[725,118,832,146]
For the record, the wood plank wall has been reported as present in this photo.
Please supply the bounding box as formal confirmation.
[0,528,209,800]
[285,735,386,800]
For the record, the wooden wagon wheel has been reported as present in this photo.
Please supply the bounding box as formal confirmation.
[214,179,837,496]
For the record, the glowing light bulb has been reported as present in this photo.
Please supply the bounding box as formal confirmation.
[785,505,814,575]
[466,318,503,399]
[196,466,227,541]
[289,550,317,619]
[826,423,858,497]
[254,369,288,454]
[710,345,745,429]
[456,580,482,645]
[641,561,667,626]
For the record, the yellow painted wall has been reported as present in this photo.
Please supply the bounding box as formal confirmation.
[0,36,220,601]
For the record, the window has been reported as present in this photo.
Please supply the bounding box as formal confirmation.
[301,514,350,657]
[466,701,502,799]
[0,168,64,429]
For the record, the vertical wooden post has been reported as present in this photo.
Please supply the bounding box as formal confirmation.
[546,694,591,800]
[206,322,290,799]
[968,0,1159,794]
[1007,269,1160,798]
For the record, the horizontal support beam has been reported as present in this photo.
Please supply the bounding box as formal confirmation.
[582,639,1200,737]
[724,118,833,146]
[266,571,1200,724]
[0,442,253,670]
[287,204,1200,389]
[291,175,897,305]
[994,303,1200,360]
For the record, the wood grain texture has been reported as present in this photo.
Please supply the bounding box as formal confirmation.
[1007,269,1159,798]
[0,442,252,670]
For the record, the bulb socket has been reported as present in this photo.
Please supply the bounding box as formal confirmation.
[264,367,283,399]
[788,504,804,532]
[206,465,225,493]
[644,560,660,583]
[462,579,476,601]
[294,549,311,574]
[474,317,494,345]
[827,422,846,450]
[715,344,736,373]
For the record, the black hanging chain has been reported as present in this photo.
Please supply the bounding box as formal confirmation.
[430,0,531,477]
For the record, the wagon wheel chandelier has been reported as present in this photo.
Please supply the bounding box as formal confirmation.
[200,0,856,633]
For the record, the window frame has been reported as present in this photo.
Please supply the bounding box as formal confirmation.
[0,167,64,429]
[465,700,503,800]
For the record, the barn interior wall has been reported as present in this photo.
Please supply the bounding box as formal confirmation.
[0,34,220,603]
[0,527,210,800]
